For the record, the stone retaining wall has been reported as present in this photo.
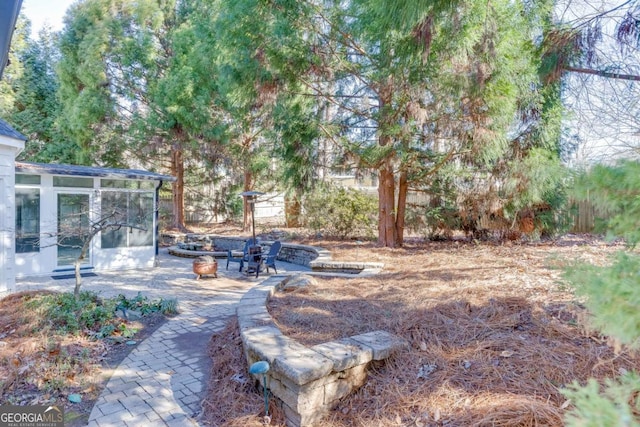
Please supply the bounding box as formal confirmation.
[162,233,330,267]
[162,233,386,273]
[237,276,408,427]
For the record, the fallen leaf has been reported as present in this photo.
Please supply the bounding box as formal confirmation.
[420,341,427,351]
[561,400,571,409]
[500,350,514,358]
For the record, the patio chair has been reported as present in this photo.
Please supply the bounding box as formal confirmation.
[226,238,258,271]
[261,241,282,275]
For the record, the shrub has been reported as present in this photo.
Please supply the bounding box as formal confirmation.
[303,185,377,239]
[24,291,117,335]
[561,161,640,425]
[23,291,177,338]
[116,292,179,316]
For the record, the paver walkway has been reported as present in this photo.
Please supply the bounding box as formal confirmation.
[17,248,308,427]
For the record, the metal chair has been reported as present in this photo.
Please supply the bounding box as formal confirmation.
[261,241,282,275]
[226,238,258,271]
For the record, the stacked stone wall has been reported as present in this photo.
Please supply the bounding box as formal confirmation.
[237,276,408,427]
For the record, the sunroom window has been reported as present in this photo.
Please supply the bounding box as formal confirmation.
[101,191,154,248]
[16,188,40,253]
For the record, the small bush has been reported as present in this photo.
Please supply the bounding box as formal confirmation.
[23,291,176,338]
[303,185,377,239]
[24,291,116,335]
[116,292,179,315]
[159,298,179,315]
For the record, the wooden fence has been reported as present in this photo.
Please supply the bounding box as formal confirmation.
[569,198,613,233]
[159,193,286,225]
[160,192,609,234]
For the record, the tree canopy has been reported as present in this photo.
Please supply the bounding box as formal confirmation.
[3,0,636,244]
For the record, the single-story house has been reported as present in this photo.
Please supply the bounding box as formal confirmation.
[1,118,175,294]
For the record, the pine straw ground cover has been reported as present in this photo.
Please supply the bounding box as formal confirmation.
[0,291,166,426]
[203,235,640,426]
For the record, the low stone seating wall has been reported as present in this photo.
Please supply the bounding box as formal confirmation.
[163,233,383,272]
[238,276,408,427]
[309,260,384,274]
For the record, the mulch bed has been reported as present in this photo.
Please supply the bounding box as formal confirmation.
[203,236,640,426]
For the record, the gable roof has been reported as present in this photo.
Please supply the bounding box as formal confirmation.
[0,0,23,79]
[16,161,176,182]
[0,118,27,141]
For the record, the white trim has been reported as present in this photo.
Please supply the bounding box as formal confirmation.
[0,134,25,156]
[0,177,6,293]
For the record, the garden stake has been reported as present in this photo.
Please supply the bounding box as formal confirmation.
[249,361,270,416]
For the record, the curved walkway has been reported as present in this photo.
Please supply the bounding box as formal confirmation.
[17,248,309,427]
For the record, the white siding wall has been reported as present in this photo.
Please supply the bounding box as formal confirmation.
[0,136,23,294]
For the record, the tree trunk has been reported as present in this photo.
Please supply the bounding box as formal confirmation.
[285,193,302,228]
[74,228,97,300]
[170,147,187,231]
[74,260,82,300]
[378,161,397,247]
[377,77,398,248]
[395,170,408,247]
[565,66,640,82]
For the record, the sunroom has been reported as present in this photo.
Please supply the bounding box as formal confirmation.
[14,161,174,279]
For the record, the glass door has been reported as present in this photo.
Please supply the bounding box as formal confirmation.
[57,193,91,267]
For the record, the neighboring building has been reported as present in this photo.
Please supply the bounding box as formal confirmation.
[0,119,26,294]
[13,161,175,281]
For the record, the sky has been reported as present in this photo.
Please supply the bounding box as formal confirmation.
[21,0,76,37]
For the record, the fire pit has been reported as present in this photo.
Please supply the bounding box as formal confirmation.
[193,256,218,280]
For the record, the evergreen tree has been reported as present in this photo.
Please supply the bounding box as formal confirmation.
[562,161,640,425]
[12,26,70,162]
[219,0,565,246]
[57,0,205,230]
[0,17,71,163]
[0,15,28,117]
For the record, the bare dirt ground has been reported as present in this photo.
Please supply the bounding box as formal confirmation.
[204,234,640,427]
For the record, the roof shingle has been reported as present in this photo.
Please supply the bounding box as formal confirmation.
[0,118,27,141]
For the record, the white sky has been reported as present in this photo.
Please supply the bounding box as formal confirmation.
[21,0,77,36]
